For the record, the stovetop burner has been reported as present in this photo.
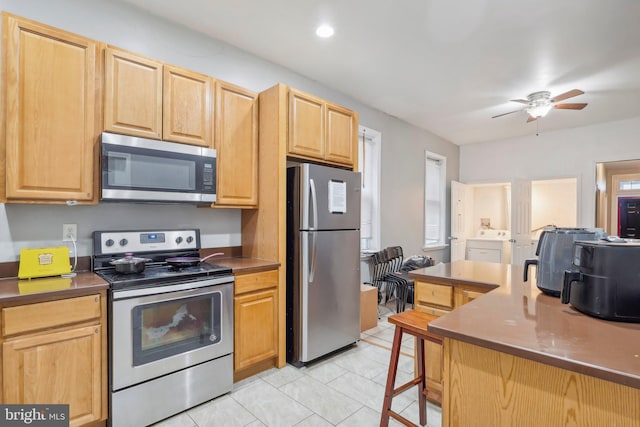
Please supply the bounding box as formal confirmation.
[92,228,233,290]
[96,263,232,290]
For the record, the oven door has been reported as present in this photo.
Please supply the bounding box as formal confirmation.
[111,277,233,391]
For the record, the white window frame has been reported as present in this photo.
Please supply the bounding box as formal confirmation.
[358,125,381,252]
[424,151,447,248]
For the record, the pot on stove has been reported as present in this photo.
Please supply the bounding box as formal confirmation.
[523,227,604,297]
[110,253,151,274]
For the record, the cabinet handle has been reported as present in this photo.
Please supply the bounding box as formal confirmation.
[95,328,99,334]
[431,291,435,296]
[95,296,99,302]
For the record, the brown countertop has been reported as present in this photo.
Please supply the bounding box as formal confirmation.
[410,260,640,389]
[0,272,109,305]
[409,260,505,289]
[210,257,280,274]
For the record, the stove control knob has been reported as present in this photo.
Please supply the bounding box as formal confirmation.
[105,239,114,247]
[119,238,128,247]
[186,236,194,244]
[175,236,183,244]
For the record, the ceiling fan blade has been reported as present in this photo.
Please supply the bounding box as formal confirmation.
[510,99,529,104]
[550,89,584,103]
[492,109,522,118]
[527,116,537,123]
[554,102,588,110]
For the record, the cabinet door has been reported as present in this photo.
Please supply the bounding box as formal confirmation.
[104,47,163,139]
[234,288,277,371]
[325,103,356,166]
[214,81,258,207]
[3,15,98,202]
[288,89,324,160]
[163,65,213,147]
[3,325,103,426]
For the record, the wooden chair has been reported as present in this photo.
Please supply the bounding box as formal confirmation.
[380,310,442,427]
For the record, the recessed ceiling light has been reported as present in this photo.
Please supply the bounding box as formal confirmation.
[316,24,334,38]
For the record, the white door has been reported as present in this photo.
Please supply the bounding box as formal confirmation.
[450,181,472,261]
[510,179,534,265]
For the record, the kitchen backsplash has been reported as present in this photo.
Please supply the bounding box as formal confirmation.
[0,203,241,262]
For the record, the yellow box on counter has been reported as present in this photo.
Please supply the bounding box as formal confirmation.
[17,246,71,279]
[360,284,378,332]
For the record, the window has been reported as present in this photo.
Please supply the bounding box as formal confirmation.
[619,180,640,190]
[424,151,446,247]
[358,126,381,251]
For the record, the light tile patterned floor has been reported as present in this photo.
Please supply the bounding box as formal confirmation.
[153,305,442,427]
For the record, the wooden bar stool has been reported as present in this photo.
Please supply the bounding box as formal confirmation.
[380,310,442,427]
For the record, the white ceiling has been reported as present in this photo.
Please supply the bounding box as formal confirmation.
[118,0,640,145]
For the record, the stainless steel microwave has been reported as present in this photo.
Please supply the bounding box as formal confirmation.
[101,132,216,203]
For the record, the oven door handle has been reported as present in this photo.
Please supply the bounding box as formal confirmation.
[112,276,234,300]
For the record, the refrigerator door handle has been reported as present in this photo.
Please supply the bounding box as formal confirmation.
[309,232,317,283]
[309,178,318,230]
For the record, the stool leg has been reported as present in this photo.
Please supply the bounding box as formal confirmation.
[417,337,426,426]
[380,325,404,427]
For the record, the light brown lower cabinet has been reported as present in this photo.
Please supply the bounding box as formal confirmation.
[1,293,107,426]
[414,280,491,404]
[444,339,640,426]
[234,269,279,381]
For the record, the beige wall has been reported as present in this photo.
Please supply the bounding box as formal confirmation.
[531,179,577,236]
[473,185,509,231]
[0,0,460,262]
[460,116,640,228]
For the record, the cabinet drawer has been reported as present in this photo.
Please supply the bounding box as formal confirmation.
[235,269,279,295]
[2,294,101,336]
[415,281,453,308]
[415,304,450,317]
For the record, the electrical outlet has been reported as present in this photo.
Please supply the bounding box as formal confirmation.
[62,224,77,242]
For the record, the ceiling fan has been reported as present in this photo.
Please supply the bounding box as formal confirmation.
[492,89,587,122]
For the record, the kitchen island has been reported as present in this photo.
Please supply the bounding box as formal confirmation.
[409,261,640,426]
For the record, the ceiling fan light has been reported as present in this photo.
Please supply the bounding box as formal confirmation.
[315,24,334,38]
[527,104,553,118]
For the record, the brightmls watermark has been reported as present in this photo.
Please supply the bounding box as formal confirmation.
[0,405,68,426]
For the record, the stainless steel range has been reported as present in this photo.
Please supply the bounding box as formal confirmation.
[92,229,234,427]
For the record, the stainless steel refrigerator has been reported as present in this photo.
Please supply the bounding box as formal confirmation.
[287,163,361,366]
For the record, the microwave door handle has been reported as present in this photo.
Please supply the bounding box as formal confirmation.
[309,178,318,230]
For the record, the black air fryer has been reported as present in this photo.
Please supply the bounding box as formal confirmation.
[524,227,601,297]
[562,240,640,322]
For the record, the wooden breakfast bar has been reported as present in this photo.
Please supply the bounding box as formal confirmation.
[409,261,640,426]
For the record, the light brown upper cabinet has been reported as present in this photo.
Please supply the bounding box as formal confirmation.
[288,88,357,168]
[163,65,213,147]
[104,47,163,140]
[104,47,214,147]
[214,81,259,208]
[288,89,324,159]
[2,13,99,204]
[326,103,357,166]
